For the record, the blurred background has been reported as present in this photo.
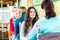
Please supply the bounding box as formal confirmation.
[0,0,60,40]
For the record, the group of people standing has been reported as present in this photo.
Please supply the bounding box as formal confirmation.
[10,0,60,40]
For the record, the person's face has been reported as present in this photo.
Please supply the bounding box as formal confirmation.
[12,8,20,18]
[41,9,45,17]
[19,9,22,14]
[29,8,36,19]
[20,9,26,13]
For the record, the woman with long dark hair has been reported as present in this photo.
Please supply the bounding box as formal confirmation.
[27,0,60,40]
[20,7,39,40]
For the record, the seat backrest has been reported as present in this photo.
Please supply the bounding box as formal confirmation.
[37,32,60,40]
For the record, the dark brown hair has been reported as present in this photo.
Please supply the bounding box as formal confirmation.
[41,0,56,19]
[12,7,18,11]
[20,6,26,9]
[24,7,39,36]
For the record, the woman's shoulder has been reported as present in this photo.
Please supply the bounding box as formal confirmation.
[36,18,45,23]
[55,16,60,22]
[51,16,60,21]
[56,16,60,19]
[33,18,44,27]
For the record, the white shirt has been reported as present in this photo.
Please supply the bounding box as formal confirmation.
[20,21,32,40]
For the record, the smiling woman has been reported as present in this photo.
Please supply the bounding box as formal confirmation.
[20,7,39,40]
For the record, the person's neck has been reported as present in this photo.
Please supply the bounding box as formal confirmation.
[19,14,22,18]
[16,16,20,19]
[16,14,22,19]
[42,15,46,18]
[19,13,22,18]
[31,18,33,22]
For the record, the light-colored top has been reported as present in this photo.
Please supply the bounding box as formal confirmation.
[20,22,32,40]
[27,16,60,40]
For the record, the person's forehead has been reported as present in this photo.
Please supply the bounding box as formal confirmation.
[13,8,19,10]
[20,8,26,10]
[30,9,35,11]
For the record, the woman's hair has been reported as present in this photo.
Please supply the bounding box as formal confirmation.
[41,0,56,19]
[24,7,39,36]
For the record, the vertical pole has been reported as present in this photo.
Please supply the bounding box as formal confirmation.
[28,0,33,7]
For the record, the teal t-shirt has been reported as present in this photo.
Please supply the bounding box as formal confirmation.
[28,16,60,40]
